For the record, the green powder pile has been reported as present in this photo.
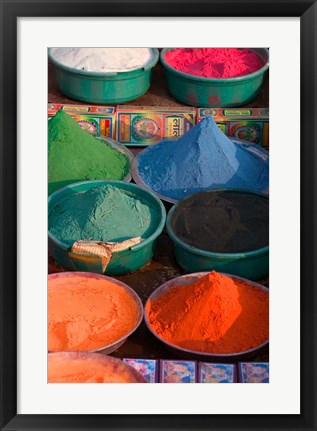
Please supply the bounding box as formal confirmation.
[48,185,159,246]
[48,110,130,195]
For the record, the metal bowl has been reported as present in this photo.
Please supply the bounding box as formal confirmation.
[48,352,147,383]
[131,137,269,204]
[95,135,134,183]
[48,271,143,355]
[144,272,269,362]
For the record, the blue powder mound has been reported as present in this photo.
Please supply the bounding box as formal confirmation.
[137,116,269,200]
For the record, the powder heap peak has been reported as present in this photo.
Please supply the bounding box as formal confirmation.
[138,115,269,200]
[48,110,129,195]
[148,271,242,344]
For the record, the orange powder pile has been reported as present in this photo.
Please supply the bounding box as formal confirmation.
[146,271,269,354]
[48,352,147,383]
[48,274,139,352]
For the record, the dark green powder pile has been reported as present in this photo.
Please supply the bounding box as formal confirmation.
[48,110,130,195]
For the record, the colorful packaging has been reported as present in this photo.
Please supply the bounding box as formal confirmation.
[48,104,116,138]
[116,106,196,146]
[123,359,159,383]
[198,362,237,383]
[197,108,269,148]
[238,362,269,383]
[160,360,197,383]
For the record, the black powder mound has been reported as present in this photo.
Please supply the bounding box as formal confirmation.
[170,190,269,253]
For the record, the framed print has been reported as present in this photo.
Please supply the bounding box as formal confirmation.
[0,0,316,430]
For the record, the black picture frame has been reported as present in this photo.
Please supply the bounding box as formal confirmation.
[1,1,316,430]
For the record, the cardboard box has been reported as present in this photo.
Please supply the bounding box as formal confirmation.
[116,106,196,146]
[160,360,197,383]
[123,359,159,383]
[197,108,269,148]
[198,362,237,383]
[238,362,269,383]
[48,103,116,139]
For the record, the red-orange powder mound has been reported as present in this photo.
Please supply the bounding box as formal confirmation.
[146,271,269,354]
[165,48,265,78]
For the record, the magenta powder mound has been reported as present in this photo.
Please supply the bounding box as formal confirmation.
[165,48,265,79]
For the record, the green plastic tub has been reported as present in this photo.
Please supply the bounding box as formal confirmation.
[48,48,159,104]
[166,190,269,280]
[160,48,269,107]
[48,180,166,275]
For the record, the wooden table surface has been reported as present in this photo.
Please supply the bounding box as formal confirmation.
[48,60,269,363]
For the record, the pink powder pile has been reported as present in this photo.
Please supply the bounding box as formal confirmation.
[165,48,265,79]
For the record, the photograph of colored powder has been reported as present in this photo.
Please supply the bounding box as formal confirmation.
[165,48,265,78]
[46,47,270,384]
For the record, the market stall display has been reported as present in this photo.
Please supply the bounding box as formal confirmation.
[47,47,270,383]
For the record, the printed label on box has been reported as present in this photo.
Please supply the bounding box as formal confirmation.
[116,107,196,146]
[197,107,269,147]
[48,104,115,115]
[160,360,197,383]
[239,362,269,383]
[123,359,158,383]
[198,363,236,383]
[229,121,264,145]
[48,104,116,138]
[198,108,269,119]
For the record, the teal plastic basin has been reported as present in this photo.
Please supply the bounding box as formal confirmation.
[160,48,269,107]
[48,48,159,104]
[48,180,166,275]
[166,189,269,280]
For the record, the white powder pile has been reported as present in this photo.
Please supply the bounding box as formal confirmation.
[50,48,153,72]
